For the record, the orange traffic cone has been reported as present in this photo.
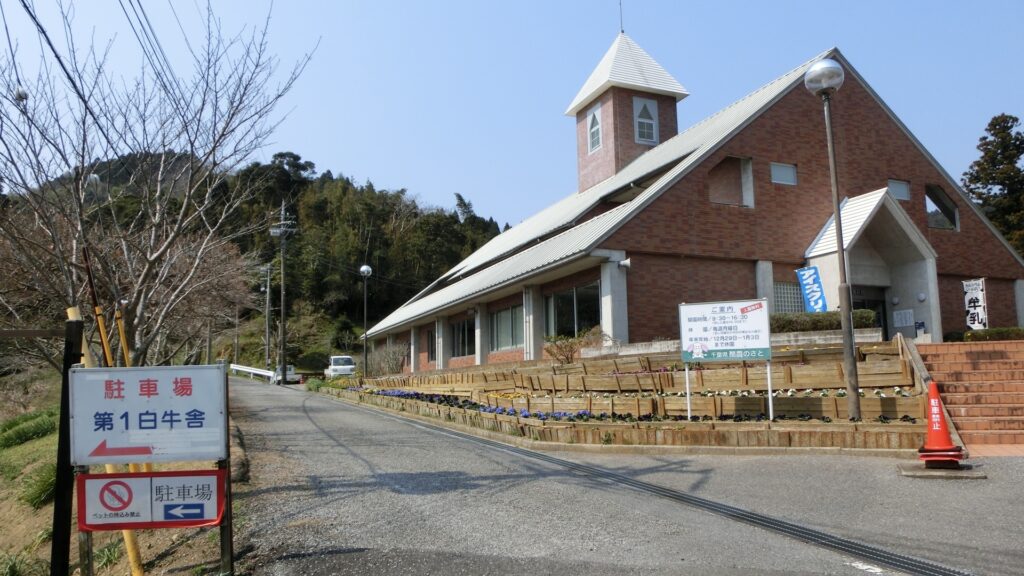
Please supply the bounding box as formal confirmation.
[918,379,964,468]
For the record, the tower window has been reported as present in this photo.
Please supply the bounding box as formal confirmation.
[770,162,798,185]
[587,104,602,154]
[887,179,910,201]
[634,97,658,145]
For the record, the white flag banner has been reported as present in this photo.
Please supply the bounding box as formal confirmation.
[962,278,988,330]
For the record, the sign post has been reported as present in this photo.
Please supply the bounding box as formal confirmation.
[679,299,774,419]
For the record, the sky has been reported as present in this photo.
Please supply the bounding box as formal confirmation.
[4,0,1023,227]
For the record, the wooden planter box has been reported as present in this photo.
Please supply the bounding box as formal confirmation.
[662,396,717,417]
[835,397,922,419]
[770,397,838,419]
[717,397,767,416]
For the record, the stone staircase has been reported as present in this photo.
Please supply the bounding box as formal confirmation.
[919,341,1024,445]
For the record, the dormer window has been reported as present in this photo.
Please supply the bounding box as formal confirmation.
[587,104,602,154]
[634,97,658,145]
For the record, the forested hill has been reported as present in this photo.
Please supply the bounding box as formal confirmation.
[230,152,505,346]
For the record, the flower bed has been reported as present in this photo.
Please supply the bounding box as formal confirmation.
[324,386,925,451]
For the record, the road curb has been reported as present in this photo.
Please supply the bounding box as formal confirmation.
[229,420,249,483]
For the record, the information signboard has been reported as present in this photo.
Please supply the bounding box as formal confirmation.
[70,364,226,465]
[77,470,226,531]
[679,299,772,362]
[962,278,988,330]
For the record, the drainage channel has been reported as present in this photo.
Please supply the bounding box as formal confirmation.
[355,402,975,576]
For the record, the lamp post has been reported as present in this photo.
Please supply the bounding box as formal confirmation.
[270,201,295,384]
[804,58,861,419]
[360,264,372,377]
[260,264,271,369]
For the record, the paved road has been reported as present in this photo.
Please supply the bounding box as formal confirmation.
[229,379,1021,575]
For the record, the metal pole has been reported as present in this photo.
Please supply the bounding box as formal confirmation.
[50,319,82,576]
[823,93,861,419]
[279,201,287,385]
[218,362,235,575]
[362,277,368,377]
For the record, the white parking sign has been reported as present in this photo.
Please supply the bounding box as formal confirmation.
[70,365,226,465]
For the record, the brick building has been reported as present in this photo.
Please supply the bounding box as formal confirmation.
[366,33,1024,373]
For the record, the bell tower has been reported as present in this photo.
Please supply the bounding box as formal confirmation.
[566,33,688,191]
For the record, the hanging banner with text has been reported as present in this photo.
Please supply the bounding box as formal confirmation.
[962,278,988,330]
[77,469,226,531]
[70,364,226,465]
[679,299,772,362]
[795,266,828,313]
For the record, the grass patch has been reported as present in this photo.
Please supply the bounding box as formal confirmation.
[95,541,122,569]
[0,407,56,434]
[20,462,56,509]
[0,416,56,449]
[0,434,57,482]
[304,378,325,392]
[0,551,48,576]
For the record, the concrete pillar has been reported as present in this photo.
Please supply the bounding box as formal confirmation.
[755,260,774,312]
[599,258,629,344]
[409,326,419,373]
[474,304,489,366]
[436,316,450,369]
[522,286,545,361]
[1016,280,1024,328]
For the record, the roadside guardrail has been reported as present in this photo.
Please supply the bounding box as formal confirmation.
[229,364,275,381]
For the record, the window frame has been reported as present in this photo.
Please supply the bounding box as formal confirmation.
[544,281,601,338]
[450,318,475,358]
[587,103,602,154]
[925,184,959,231]
[426,329,436,362]
[770,162,798,186]
[633,97,658,145]
[887,179,911,201]
[489,304,524,351]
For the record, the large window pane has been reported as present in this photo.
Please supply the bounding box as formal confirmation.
[512,305,523,347]
[575,283,601,334]
[554,290,576,337]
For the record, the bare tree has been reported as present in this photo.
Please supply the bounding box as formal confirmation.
[0,2,309,367]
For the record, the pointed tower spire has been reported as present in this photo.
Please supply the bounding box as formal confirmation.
[568,33,688,191]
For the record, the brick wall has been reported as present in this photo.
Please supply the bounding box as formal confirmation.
[415,322,435,372]
[601,73,1024,335]
[541,267,601,296]
[940,275,1018,335]
[487,348,524,364]
[576,91,615,191]
[626,253,756,342]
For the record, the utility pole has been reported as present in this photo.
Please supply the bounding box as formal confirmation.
[233,304,239,365]
[270,201,295,383]
[262,265,271,369]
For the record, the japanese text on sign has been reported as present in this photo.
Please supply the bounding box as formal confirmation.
[679,299,772,363]
[70,365,226,465]
[962,278,987,330]
[78,470,225,531]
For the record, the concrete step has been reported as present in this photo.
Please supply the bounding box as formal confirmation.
[951,417,1024,431]
[939,382,1024,394]
[948,404,1024,418]
[958,430,1024,445]
[941,392,1024,405]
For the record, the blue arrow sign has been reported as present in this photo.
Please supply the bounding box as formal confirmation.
[163,503,204,520]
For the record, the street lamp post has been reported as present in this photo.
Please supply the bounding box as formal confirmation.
[260,264,271,369]
[804,58,861,419]
[270,201,295,384]
[360,264,372,377]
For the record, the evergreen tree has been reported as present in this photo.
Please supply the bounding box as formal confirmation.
[962,114,1024,254]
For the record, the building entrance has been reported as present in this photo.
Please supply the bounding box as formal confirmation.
[851,285,888,339]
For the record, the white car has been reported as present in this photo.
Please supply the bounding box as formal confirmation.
[272,365,299,385]
[324,355,356,378]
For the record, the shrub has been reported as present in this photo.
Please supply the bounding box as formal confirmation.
[544,327,608,364]
[0,407,56,434]
[964,327,1024,342]
[20,462,57,509]
[0,416,56,449]
[943,331,965,342]
[95,541,122,569]
[305,378,325,392]
[770,309,876,333]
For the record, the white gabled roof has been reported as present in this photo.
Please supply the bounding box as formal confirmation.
[565,33,688,116]
[367,203,632,336]
[805,188,937,259]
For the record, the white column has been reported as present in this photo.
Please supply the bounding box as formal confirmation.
[599,258,629,344]
[522,286,545,361]
[474,305,489,366]
[408,326,419,373]
[755,260,774,313]
[436,316,450,369]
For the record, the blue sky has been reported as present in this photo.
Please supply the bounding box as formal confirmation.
[6,1,1023,226]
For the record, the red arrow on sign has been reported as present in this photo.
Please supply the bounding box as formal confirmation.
[89,440,153,458]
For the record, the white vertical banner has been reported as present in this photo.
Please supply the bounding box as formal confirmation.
[962,278,988,330]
